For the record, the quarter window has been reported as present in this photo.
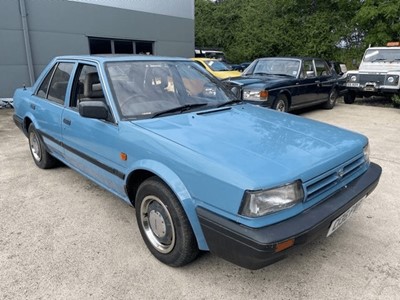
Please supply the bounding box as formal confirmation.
[315,60,331,76]
[36,65,56,98]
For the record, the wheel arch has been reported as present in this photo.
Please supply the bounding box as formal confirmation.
[124,161,208,250]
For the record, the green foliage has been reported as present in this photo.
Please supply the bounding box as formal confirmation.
[392,94,400,108]
[195,0,399,64]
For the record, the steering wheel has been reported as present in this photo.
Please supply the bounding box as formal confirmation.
[119,93,148,113]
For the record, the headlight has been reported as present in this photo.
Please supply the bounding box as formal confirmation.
[243,90,268,101]
[240,181,304,217]
[386,75,399,85]
[349,75,357,82]
[363,143,370,164]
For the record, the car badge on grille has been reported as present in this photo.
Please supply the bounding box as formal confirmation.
[337,168,345,179]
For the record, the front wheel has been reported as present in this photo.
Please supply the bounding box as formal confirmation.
[344,93,355,104]
[273,94,289,112]
[28,124,57,169]
[135,177,199,267]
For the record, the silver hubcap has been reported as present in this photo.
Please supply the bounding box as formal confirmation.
[276,100,286,112]
[330,91,337,104]
[140,195,175,253]
[29,131,41,162]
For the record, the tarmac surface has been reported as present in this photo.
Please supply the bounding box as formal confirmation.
[0,103,399,299]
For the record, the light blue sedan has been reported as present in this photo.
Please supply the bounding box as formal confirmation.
[13,55,381,269]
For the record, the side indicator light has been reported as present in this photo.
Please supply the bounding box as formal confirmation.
[120,152,128,161]
[275,239,295,253]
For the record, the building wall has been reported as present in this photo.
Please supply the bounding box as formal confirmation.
[0,0,194,97]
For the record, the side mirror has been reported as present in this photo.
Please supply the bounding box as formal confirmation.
[306,71,316,78]
[79,101,109,119]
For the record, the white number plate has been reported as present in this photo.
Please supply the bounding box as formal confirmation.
[346,82,359,87]
[327,198,364,237]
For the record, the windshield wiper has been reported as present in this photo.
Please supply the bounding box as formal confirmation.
[253,72,271,75]
[152,103,208,118]
[217,99,243,107]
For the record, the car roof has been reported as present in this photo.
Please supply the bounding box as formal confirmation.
[53,54,190,63]
[191,57,217,62]
[256,57,324,61]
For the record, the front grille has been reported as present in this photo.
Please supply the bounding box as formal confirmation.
[359,74,386,85]
[304,154,366,203]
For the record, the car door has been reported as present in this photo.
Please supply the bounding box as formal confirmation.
[292,59,319,106]
[29,61,75,157]
[61,63,127,198]
[314,59,334,101]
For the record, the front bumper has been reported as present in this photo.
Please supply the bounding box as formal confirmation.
[197,162,382,270]
[346,84,400,96]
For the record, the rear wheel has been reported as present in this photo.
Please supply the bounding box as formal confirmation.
[135,177,199,267]
[273,94,288,112]
[28,124,57,169]
[323,88,338,109]
[344,93,356,104]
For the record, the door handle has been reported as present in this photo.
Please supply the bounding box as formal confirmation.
[63,118,71,125]
[315,80,321,87]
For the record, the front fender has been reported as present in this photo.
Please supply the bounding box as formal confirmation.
[126,159,209,250]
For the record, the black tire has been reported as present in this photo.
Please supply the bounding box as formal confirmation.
[273,94,289,112]
[344,93,355,104]
[135,177,199,267]
[323,88,338,109]
[28,124,57,169]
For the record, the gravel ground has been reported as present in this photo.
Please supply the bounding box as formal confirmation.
[0,103,399,299]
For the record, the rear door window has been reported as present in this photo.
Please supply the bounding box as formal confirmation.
[36,62,74,105]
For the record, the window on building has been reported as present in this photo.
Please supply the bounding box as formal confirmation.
[114,40,134,54]
[136,42,153,55]
[88,37,153,55]
[89,38,112,54]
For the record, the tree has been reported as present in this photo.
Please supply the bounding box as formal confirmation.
[195,0,399,64]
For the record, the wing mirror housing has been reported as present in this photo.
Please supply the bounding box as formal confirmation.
[79,101,109,119]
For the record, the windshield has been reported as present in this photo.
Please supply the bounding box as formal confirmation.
[248,59,300,77]
[363,49,400,62]
[105,61,234,119]
[204,60,231,71]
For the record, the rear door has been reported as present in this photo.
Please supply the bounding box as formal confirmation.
[292,59,319,106]
[29,61,75,157]
[314,59,334,101]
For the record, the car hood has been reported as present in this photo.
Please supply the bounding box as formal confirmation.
[225,75,293,88]
[134,104,366,189]
[213,70,242,79]
[359,62,400,72]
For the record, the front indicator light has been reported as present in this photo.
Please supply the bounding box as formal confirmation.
[240,180,304,217]
[275,239,295,253]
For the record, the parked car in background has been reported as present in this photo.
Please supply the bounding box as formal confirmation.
[229,61,252,72]
[223,57,342,112]
[191,57,241,79]
[13,55,381,270]
[194,48,226,61]
[329,61,348,77]
[344,42,400,104]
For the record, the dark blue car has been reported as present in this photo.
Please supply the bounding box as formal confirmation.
[224,57,341,112]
